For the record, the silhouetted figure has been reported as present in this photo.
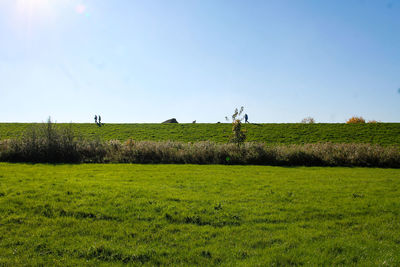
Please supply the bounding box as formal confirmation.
[192,120,196,123]
[244,114,249,123]
[98,115,101,124]
[94,115,97,124]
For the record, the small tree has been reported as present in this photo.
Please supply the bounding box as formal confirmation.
[225,107,247,147]
[301,117,315,124]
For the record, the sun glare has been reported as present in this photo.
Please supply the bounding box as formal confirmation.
[14,0,88,21]
[16,0,54,14]
[8,0,90,35]
[12,0,60,28]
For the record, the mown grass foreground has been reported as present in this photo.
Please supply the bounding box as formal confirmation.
[0,163,399,265]
[1,123,400,145]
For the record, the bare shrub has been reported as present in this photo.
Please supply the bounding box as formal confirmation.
[301,117,315,124]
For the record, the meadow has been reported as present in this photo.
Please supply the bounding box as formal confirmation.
[0,163,399,266]
[1,122,400,145]
[1,122,399,265]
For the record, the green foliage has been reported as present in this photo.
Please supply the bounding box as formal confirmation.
[0,163,399,265]
[230,120,246,147]
[1,122,400,145]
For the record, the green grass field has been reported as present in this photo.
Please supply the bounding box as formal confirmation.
[1,163,399,265]
[1,122,400,145]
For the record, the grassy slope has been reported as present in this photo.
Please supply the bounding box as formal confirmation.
[0,163,399,266]
[1,122,400,145]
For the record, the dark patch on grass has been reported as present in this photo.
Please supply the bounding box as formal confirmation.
[128,233,136,238]
[166,198,181,202]
[34,243,53,256]
[165,212,241,227]
[253,217,289,224]
[236,250,249,259]
[252,238,283,249]
[352,193,364,198]
[6,217,24,224]
[214,203,223,210]
[272,254,304,266]
[329,244,344,256]
[165,213,175,222]
[58,209,119,221]
[34,204,55,218]
[84,245,152,264]
[201,250,212,258]
[185,215,208,226]
[302,212,344,221]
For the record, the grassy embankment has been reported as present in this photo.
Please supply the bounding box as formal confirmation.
[0,163,399,265]
[1,123,399,145]
[1,122,399,166]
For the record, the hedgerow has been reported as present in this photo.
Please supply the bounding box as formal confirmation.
[0,120,399,167]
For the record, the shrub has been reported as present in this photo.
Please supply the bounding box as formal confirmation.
[346,116,365,124]
[1,118,81,163]
[78,139,108,163]
[367,120,378,123]
[301,117,315,124]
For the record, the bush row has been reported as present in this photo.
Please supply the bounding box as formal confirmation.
[1,137,399,167]
[103,141,400,167]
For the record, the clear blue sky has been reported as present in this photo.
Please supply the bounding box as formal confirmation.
[0,0,399,123]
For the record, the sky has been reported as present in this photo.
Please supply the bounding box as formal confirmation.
[0,0,399,123]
